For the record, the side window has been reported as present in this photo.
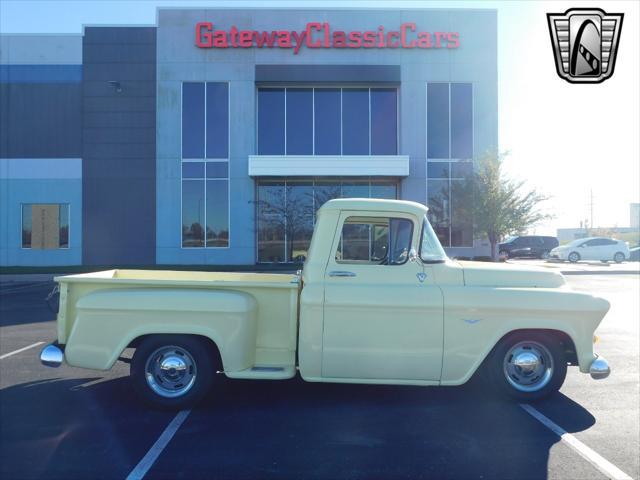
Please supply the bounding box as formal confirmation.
[336,216,413,265]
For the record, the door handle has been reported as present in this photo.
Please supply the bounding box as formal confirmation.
[328,270,356,277]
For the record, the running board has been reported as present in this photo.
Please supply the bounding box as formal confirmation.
[225,364,296,380]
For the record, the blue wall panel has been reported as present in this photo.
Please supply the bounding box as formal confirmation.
[82,27,157,265]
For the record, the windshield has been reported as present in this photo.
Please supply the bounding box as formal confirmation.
[420,215,448,263]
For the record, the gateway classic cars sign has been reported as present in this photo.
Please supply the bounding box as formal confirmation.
[195,22,460,54]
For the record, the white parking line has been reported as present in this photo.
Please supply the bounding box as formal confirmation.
[125,409,191,480]
[520,404,633,480]
[0,341,45,360]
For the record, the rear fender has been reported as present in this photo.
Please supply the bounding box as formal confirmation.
[64,288,257,371]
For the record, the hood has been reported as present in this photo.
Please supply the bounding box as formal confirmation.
[458,261,565,288]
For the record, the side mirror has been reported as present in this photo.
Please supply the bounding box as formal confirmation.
[408,248,421,263]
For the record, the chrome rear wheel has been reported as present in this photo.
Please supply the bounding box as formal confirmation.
[145,346,197,398]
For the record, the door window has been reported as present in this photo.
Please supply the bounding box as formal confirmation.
[336,216,413,265]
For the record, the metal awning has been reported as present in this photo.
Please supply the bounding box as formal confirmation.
[248,155,409,177]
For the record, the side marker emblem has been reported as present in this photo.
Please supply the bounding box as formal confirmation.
[416,272,426,283]
[464,319,481,325]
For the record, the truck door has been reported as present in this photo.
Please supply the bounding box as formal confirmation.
[321,211,444,381]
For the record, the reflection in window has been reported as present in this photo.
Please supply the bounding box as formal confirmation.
[257,87,397,156]
[257,182,286,262]
[427,83,449,159]
[371,88,398,155]
[181,82,230,247]
[182,180,205,247]
[451,83,473,159]
[182,83,205,159]
[257,88,285,155]
[206,180,229,247]
[206,83,229,159]
[427,179,450,246]
[286,89,313,155]
[314,89,341,155]
[22,204,69,249]
[427,161,474,247]
[342,88,369,155]
[257,179,397,263]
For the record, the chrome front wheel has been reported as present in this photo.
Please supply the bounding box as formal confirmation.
[488,332,567,401]
[503,341,554,392]
[145,346,197,398]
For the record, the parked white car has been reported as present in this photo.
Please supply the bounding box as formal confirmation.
[550,237,630,263]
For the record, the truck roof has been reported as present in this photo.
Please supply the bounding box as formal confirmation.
[320,198,429,216]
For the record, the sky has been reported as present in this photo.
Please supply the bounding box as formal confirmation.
[1,0,638,234]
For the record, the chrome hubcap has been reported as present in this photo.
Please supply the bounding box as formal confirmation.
[503,341,554,392]
[145,346,197,398]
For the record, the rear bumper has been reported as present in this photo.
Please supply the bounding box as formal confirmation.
[40,343,65,368]
[589,355,611,380]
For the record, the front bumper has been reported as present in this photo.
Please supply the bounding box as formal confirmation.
[40,343,64,368]
[590,355,611,380]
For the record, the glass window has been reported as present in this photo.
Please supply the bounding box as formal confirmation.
[451,161,473,179]
[257,88,285,155]
[182,162,205,179]
[370,88,397,155]
[257,182,286,262]
[182,180,205,247]
[285,182,314,262]
[22,204,69,249]
[206,180,229,247]
[206,83,229,159]
[451,83,473,159]
[427,83,449,158]
[427,179,450,246]
[206,162,228,179]
[342,182,369,199]
[336,216,412,265]
[182,83,205,159]
[342,88,369,155]
[451,179,473,247]
[313,181,342,215]
[420,215,448,262]
[427,162,449,179]
[286,88,313,155]
[314,89,341,155]
[370,183,397,199]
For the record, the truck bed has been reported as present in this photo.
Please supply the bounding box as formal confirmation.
[55,269,300,378]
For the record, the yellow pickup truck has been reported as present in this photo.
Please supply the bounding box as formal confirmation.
[41,199,611,409]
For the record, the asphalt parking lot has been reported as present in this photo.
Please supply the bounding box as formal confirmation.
[1,271,638,480]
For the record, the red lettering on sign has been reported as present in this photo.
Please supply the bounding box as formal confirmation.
[306,23,322,48]
[401,23,416,48]
[196,22,213,48]
[387,31,399,48]
[194,22,461,52]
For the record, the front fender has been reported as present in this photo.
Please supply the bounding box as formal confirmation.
[64,288,257,371]
[440,286,609,385]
